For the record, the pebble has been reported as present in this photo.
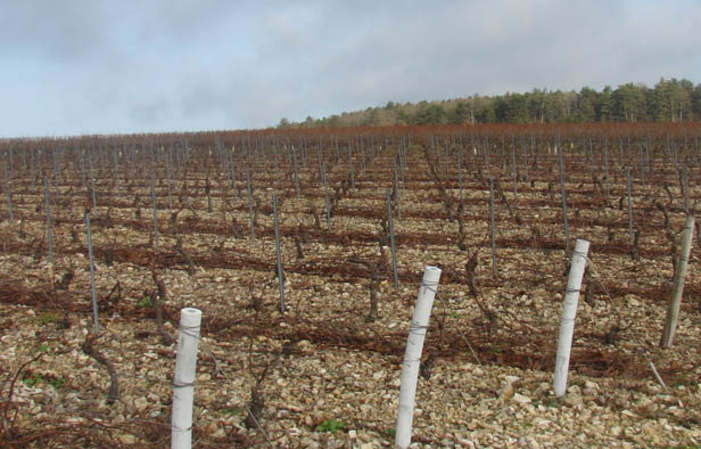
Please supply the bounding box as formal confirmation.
[563,394,584,407]
[118,434,136,445]
[513,393,532,404]
[534,418,551,428]
[459,438,476,448]
[133,397,148,411]
[505,375,521,384]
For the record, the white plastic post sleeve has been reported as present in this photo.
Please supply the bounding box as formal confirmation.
[395,266,441,449]
[553,239,589,398]
[172,308,202,449]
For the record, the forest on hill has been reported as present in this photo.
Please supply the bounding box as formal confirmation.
[279,77,701,129]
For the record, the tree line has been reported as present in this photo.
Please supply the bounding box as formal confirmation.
[279,77,701,128]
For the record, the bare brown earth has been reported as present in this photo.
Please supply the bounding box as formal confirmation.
[1,128,700,448]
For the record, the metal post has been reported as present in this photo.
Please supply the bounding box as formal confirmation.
[387,188,399,288]
[272,193,285,313]
[151,170,159,251]
[44,177,53,264]
[246,167,255,239]
[85,212,99,333]
[489,177,497,277]
[557,138,570,258]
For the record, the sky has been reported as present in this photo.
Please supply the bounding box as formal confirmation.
[0,0,699,137]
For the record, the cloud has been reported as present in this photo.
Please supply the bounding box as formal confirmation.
[0,0,699,136]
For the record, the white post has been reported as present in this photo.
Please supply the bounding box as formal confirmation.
[395,266,441,449]
[553,239,589,398]
[660,215,695,348]
[172,308,202,449]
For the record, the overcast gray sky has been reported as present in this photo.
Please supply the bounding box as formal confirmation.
[1,0,699,137]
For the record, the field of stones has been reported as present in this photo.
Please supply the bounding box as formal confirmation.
[0,123,700,448]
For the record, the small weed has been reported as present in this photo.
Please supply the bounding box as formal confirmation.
[22,372,66,390]
[48,375,66,389]
[22,372,44,387]
[315,418,346,433]
[535,397,559,408]
[449,311,459,319]
[137,296,154,308]
[383,428,396,438]
[38,343,49,353]
[220,407,244,417]
[39,312,62,326]
[673,373,694,387]
[522,419,533,428]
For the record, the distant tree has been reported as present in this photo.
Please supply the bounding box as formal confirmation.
[612,83,646,122]
[577,87,598,122]
[504,93,529,123]
[692,83,701,120]
[415,103,446,125]
[528,89,547,123]
[448,101,471,124]
[279,78,698,128]
[396,108,410,125]
[671,79,693,121]
[475,98,496,123]
[324,115,341,127]
[361,108,380,126]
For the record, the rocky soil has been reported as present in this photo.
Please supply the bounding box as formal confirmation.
[1,132,700,448]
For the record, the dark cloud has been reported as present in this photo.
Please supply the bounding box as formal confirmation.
[0,0,699,136]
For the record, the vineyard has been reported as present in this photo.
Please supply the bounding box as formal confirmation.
[1,123,700,448]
